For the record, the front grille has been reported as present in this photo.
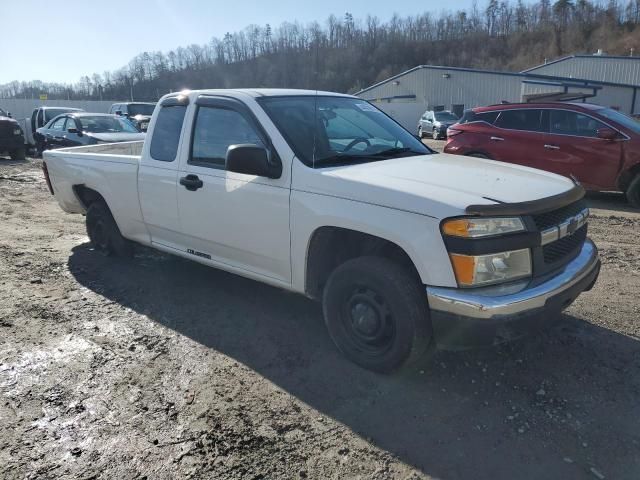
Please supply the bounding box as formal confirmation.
[532,199,588,231]
[543,226,587,263]
[0,123,14,138]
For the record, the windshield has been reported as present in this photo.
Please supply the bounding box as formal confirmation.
[44,108,78,122]
[78,116,140,133]
[128,103,156,116]
[258,96,430,167]
[435,111,459,122]
[596,108,640,134]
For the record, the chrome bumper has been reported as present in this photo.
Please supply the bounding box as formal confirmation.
[427,239,599,321]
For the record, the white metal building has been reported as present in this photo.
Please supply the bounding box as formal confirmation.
[356,61,639,131]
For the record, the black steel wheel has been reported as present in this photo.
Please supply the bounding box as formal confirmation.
[86,200,133,257]
[322,256,433,373]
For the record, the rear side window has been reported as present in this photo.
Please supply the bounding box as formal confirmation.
[459,110,499,125]
[150,105,187,162]
[495,109,545,132]
[50,117,66,130]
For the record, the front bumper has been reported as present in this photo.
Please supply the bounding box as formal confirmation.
[426,239,600,349]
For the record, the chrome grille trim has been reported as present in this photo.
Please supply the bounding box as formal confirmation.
[540,207,589,246]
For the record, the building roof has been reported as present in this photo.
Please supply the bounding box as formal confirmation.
[356,63,639,97]
[522,55,640,87]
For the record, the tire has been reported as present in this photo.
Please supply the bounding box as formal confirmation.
[417,126,423,138]
[322,256,433,373]
[86,200,134,257]
[626,174,640,209]
[432,128,439,140]
[467,152,490,159]
[10,147,26,161]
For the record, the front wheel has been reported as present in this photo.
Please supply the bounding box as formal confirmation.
[10,147,26,161]
[432,128,439,140]
[626,174,640,209]
[86,201,134,257]
[322,256,433,373]
[417,126,423,138]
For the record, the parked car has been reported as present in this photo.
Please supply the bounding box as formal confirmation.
[20,106,84,152]
[43,89,600,373]
[0,107,26,160]
[418,110,459,139]
[444,102,640,207]
[36,113,145,153]
[109,102,156,131]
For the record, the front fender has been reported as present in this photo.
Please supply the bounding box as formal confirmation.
[290,189,457,293]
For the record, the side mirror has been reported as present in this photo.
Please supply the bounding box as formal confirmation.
[226,144,282,179]
[7,112,11,118]
[115,110,123,116]
[597,127,619,141]
[67,127,81,136]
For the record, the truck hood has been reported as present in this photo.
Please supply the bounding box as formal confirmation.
[86,132,146,143]
[297,153,576,219]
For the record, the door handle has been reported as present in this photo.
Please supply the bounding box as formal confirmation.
[544,144,560,150]
[490,136,504,141]
[179,174,203,191]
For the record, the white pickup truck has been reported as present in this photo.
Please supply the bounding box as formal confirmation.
[43,89,601,372]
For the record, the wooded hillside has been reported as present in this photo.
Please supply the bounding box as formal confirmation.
[3,0,640,101]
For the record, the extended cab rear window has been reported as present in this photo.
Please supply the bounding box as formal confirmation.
[150,105,187,162]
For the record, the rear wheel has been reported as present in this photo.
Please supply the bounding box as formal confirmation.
[10,147,26,161]
[322,256,433,373]
[626,174,640,209]
[86,201,133,257]
[417,126,423,138]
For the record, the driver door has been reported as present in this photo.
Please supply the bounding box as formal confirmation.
[176,96,292,284]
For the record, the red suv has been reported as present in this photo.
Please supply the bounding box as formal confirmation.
[444,102,640,207]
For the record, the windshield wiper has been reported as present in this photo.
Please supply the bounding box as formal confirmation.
[369,147,424,157]
[314,148,425,167]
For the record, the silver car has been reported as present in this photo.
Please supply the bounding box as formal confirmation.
[417,110,460,140]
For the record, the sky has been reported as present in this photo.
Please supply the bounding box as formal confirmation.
[0,0,484,84]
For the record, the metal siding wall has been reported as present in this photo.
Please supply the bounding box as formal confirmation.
[0,99,117,121]
[373,102,429,131]
[359,68,523,129]
[588,85,635,113]
[528,57,640,87]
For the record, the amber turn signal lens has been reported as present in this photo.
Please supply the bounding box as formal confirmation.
[449,253,476,286]
[442,219,471,237]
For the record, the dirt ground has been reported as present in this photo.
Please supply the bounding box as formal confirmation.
[0,153,639,480]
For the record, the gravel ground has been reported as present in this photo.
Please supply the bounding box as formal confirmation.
[0,155,639,480]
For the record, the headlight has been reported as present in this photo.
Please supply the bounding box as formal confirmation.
[449,248,532,287]
[442,217,525,238]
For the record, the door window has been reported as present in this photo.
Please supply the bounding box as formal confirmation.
[495,109,545,132]
[190,106,265,169]
[50,117,66,131]
[550,110,605,138]
[149,105,187,162]
[65,117,77,131]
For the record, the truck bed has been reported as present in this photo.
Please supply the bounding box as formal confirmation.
[43,141,149,245]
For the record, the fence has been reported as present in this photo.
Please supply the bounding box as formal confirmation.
[0,99,119,121]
